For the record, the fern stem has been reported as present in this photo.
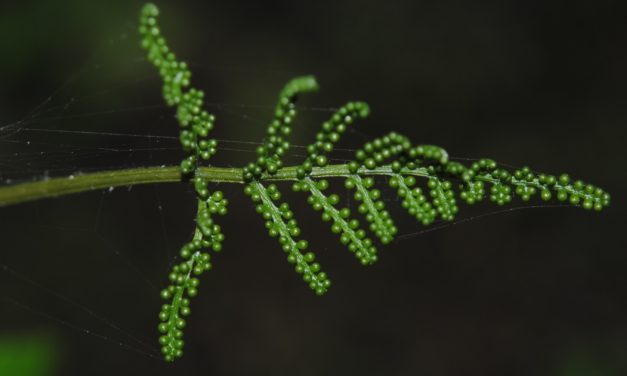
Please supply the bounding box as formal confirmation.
[0,164,430,206]
[0,163,598,208]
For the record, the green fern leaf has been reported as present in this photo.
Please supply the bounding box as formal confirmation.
[245,182,330,295]
[293,178,377,265]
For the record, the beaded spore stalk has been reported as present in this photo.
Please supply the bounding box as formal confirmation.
[2,2,608,362]
[139,3,228,361]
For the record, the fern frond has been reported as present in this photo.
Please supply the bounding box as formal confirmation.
[158,187,227,361]
[243,76,319,180]
[296,102,370,179]
[291,102,379,262]
[293,178,377,265]
[242,77,330,293]
[351,132,412,172]
[139,3,218,175]
[245,182,330,295]
[438,158,610,210]
[344,175,397,244]
[389,175,438,225]
[140,3,229,361]
[139,4,190,106]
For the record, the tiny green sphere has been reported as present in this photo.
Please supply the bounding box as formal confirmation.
[316,155,328,166]
[158,323,169,334]
[559,173,570,185]
[160,289,172,300]
[348,161,360,173]
[364,158,377,169]
[267,163,278,174]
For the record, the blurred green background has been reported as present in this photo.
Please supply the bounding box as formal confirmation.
[1,0,626,375]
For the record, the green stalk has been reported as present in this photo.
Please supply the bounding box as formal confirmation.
[0,164,431,207]
[0,163,600,208]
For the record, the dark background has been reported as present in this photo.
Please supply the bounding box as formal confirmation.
[1,0,626,375]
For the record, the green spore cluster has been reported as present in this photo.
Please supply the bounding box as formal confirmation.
[389,175,438,225]
[157,186,227,361]
[245,182,330,295]
[243,76,319,181]
[297,101,370,179]
[344,175,397,245]
[294,178,378,265]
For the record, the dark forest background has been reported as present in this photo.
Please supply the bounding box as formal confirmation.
[1,0,626,375]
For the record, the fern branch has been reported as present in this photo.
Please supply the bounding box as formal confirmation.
[158,194,225,361]
[344,175,397,244]
[389,174,438,225]
[0,163,608,209]
[295,177,377,265]
[245,181,330,295]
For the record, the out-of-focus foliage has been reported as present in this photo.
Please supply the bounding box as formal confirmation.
[0,333,57,376]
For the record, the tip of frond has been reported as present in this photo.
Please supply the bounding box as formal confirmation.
[281,75,320,97]
[141,3,159,17]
